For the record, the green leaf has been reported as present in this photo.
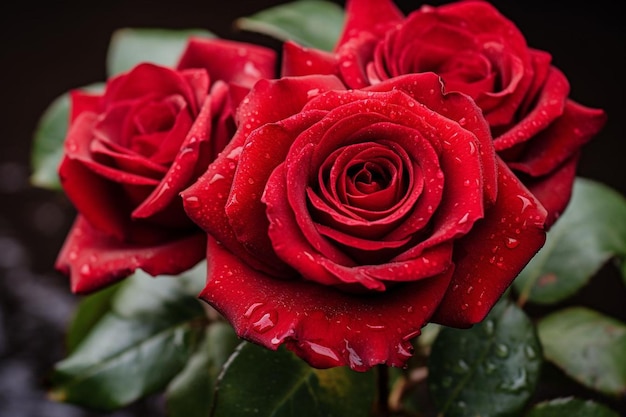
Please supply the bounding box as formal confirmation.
[514,178,626,304]
[48,267,207,411]
[526,397,621,417]
[30,83,103,190]
[537,307,626,397]
[30,93,69,190]
[166,322,240,417]
[210,342,376,417]
[107,28,214,76]
[235,0,345,51]
[428,298,542,417]
[66,281,123,353]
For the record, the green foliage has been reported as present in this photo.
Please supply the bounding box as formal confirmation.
[48,267,207,411]
[428,298,543,417]
[210,342,376,417]
[537,307,626,397]
[514,178,626,304]
[525,397,621,417]
[166,322,240,417]
[236,0,345,51]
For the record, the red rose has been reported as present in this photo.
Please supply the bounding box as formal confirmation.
[182,73,547,370]
[55,38,276,293]
[282,0,606,226]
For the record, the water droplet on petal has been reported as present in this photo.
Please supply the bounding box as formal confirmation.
[305,341,340,362]
[244,302,264,318]
[252,310,278,333]
[505,237,519,249]
[185,195,200,208]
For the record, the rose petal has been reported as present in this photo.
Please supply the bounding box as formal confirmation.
[70,90,102,122]
[60,113,130,240]
[177,37,276,89]
[508,99,607,176]
[56,216,206,294]
[366,73,498,206]
[432,159,547,327]
[201,237,453,371]
[336,0,403,49]
[523,153,579,229]
[493,67,569,151]
[281,40,338,77]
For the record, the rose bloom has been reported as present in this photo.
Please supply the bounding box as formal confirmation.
[182,73,547,371]
[282,0,606,226]
[55,38,276,293]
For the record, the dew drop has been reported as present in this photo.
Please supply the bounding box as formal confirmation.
[524,345,537,359]
[484,361,497,374]
[494,343,509,358]
[505,237,519,249]
[80,264,91,275]
[483,320,494,336]
[252,310,278,333]
[454,359,469,374]
[209,173,225,184]
[516,194,532,212]
[305,341,340,362]
[244,302,264,318]
[457,212,470,224]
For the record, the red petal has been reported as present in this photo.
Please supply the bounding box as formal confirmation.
[200,237,453,371]
[432,159,547,327]
[523,153,579,229]
[509,99,607,176]
[177,37,276,89]
[493,67,569,151]
[70,90,102,122]
[336,0,403,50]
[281,41,338,77]
[56,216,206,294]
[366,73,498,206]
[133,93,219,219]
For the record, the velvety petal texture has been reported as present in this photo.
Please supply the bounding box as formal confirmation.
[183,73,547,371]
[56,38,276,293]
[281,0,606,225]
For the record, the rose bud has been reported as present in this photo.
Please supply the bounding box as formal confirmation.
[182,73,547,371]
[55,38,276,293]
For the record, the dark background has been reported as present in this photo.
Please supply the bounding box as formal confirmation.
[0,1,624,416]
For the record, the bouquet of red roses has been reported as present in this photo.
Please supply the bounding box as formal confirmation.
[30,1,625,416]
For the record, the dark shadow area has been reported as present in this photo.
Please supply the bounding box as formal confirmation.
[0,1,624,416]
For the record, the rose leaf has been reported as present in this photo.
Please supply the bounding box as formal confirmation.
[210,342,376,417]
[106,28,214,77]
[525,397,621,417]
[65,280,123,353]
[514,178,626,305]
[428,298,542,417]
[47,267,207,411]
[537,307,626,397]
[165,322,240,417]
[30,83,102,190]
[235,0,344,51]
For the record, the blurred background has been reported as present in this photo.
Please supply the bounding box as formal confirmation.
[0,1,624,416]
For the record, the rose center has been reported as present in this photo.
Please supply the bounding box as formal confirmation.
[349,161,390,194]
